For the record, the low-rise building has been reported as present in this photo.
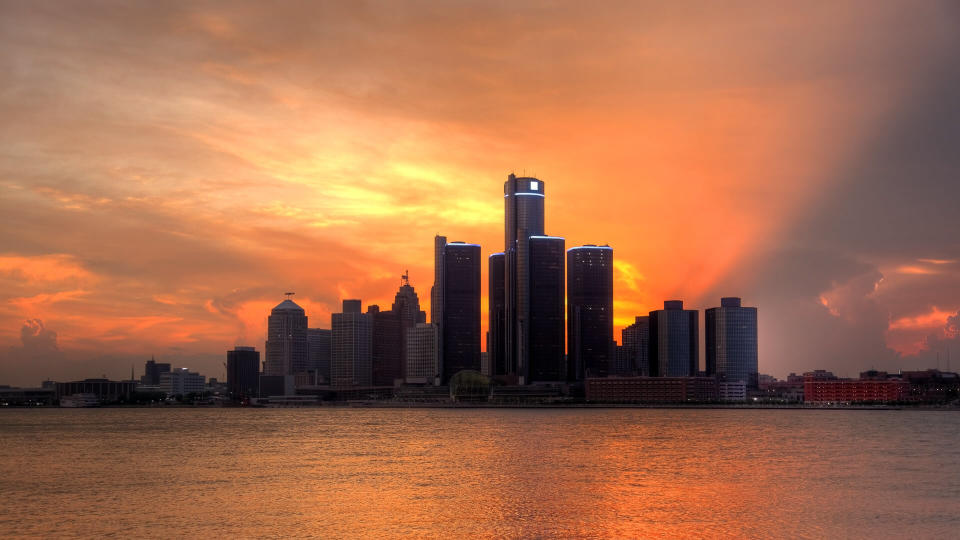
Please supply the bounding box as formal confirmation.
[719,381,747,402]
[159,368,206,397]
[586,376,718,403]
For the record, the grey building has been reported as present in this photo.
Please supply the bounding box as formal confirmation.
[264,297,309,376]
[227,346,260,399]
[528,236,565,382]
[706,297,759,388]
[649,300,699,377]
[307,328,332,383]
[621,316,650,376]
[567,245,614,381]
[141,357,170,386]
[504,174,546,383]
[331,299,372,387]
[442,242,481,383]
[406,323,439,384]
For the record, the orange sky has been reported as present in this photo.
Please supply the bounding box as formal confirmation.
[2,2,959,385]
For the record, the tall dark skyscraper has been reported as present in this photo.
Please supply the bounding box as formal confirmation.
[369,275,427,386]
[264,296,309,376]
[504,174,545,383]
[649,300,699,377]
[226,346,260,399]
[528,236,565,382]
[567,245,614,380]
[488,252,506,378]
[430,235,446,370]
[331,299,372,387]
[706,297,758,388]
[442,242,481,383]
[621,316,650,376]
[307,328,331,383]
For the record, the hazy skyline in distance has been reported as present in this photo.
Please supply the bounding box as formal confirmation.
[2,1,959,385]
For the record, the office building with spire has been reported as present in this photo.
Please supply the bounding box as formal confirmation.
[567,245,614,380]
[264,295,309,376]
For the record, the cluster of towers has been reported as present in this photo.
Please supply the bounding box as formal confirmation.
[260,174,759,389]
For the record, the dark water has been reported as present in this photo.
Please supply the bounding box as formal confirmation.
[1,408,958,538]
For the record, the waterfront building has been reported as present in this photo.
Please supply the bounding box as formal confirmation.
[567,245,614,381]
[528,236,566,382]
[803,371,910,403]
[441,242,481,382]
[140,357,171,386]
[621,316,650,376]
[226,346,260,400]
[307,328,332,383]
[406,322,440,384]
[705,297,759,388]
[648,300,699,377]
[488,252,506,377]
[718,380,747,402]
[331,299,373,387]
[264,296,309,376]
[585,376,718,403]
[159,368,206,397]
[55,379,137,403]
[504,174,546,382]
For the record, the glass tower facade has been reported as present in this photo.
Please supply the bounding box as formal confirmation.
[331,299,372,387]
[488,252,506,377]
[504,174,545,382]
[442,242,481,383]
[706,297,759,388]
[264,298,309,376]
[648,300,699,377]
[567,245,614,381]
[226,346,260,399]
[528,236,565,382]
[621,316,650,376]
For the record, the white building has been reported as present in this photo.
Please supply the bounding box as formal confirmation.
[719,380,747,402]
[160,368,206,396]
[406,323,439,385]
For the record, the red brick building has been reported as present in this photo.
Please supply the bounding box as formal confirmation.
[803,371,910,403]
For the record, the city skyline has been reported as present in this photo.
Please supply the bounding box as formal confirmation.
[3,3,960,386]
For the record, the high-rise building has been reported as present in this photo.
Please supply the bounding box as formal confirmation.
[331,299,372,387]
[567,245,614,380]
[622,316,650,376]
[264,296,309,376]
[649,300,699,377]
[488,252,506,377]
[430,235,446,372]
[442,242,481,383]
[504,174,546,382]
[141,357,171,386]
[226,346,260,399]
[528,236,565,382]
[307,328,332,383]
[706,297,758,388]
[405,323,439,384]
[369,304,401,386]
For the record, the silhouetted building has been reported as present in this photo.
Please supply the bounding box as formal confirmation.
[369,304,402,386]
[55,379,137,403]
[307,328,332,383]
[585,376,718,403]
[227,346,260,400]
[406,323,439,384]
[649,300,699,377]
[528,236,565,382]
[332,299,372,387]
[488,252,506,377]
[141,357,171,386]
[430,235,446,366]
[442,242,481,383]
[567,245,614,380]
[622,316,650,376]
[504,174,546,382]
[264,297,309,376]
[705,297,759,388]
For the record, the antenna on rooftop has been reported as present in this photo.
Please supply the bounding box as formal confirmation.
[401,270,410,287]
[285,292,295,299]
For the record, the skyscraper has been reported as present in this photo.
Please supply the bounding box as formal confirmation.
[226,346,260,399]
[649,300,699,377]
[488,252,506,377]
[567,245,614,380]
[369,304,401,386]
[622,316,650,376]
[307,328,332,383]
[504,174,545,383]
[331,299,372,387]
[528,236,565,382]
[442,242,481,383]
[430,235,446,371]
[706,297,758,388]
[264,296,309,376]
